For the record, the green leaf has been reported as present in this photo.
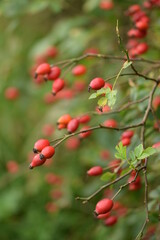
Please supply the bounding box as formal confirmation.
[115,142,127,161]
[96,88,108,96]
[123,61,132,69]
[98,97,107,107]
[106,89,117,109]
[134,144,143,158]
[89,93,97,99]
[137,147,156,160]
[129,151,136,162]
[100,172,116,182]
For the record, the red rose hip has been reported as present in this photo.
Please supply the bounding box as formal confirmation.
[95,198,113,215]
[87,166,103,176]
[29,154,46,169]
[104,216,118,226]
[89,78,105,91]
[72,64,86,76]
[47,66,61,80]
[40,146,55,159]
[67,118,79,133]
[33,139,50,153]
[35,63,51,78]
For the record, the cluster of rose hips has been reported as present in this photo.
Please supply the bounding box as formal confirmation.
[94,197,127,227]
[143,0,160,8]
[57,113,91,135]
[87,129,142,191]
[126,4,149,57]
[30,139,55,169]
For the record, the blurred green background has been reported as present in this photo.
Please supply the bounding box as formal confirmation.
[0,0,160,239]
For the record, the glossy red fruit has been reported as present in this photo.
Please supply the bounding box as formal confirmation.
[29,154,46,169]
[121,138,131,146]
[103,119,117,128]
[136,20,149,30]
[33,139,50,153]
[72,65,86,76]
[5,87,19,100]
[52,78,65,95]
[79,126,92,139]
[87,166,103,176]
[67,118,79,133]
[121,130,134,139]
[45,46,58,58]
[127,29,146,38]
[47,66,61,80]
[58,123,66,130]
[6,161,19,174]
[35,63,51,78]
[104,216,118,226]
[57,114,72,126]
[104,82,112,90]
[65,137,80,150]
[152,142,160,148]
[95,198,113,215]
[126,4,141,15]
[97,212,110,219]
[136,43,148,55]
[78,114,91,124]
[99,0,114,10]
[40,146,55,159]
[89,78,105,91]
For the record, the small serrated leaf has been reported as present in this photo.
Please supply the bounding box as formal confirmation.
[134,144,143,158]
[115,142,127,161]
[137,147,156,160]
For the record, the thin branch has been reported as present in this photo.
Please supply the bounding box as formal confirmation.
[52,122,143,148]
[94,95,149,116]
[131,64,157,82]
[112,170,140,200]
[76,166,145,204]
[55,53,160,66]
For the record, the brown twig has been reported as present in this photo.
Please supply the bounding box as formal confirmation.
[55,53,160,66]
[76,166,145,204]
